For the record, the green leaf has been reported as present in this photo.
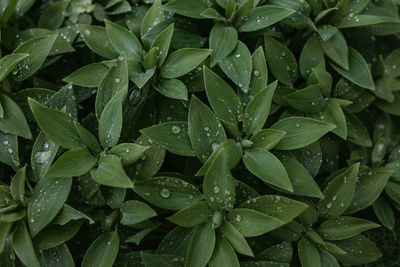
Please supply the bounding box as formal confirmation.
[0,222,11,254]
[277,152,323,198]
[154,78,188,100]
[133,135,166,179]
[220,221,254,257]
[128,59,155,88]
[334,235,382,265]
[0,93,32,139]
[203,148,236,211]
[319,249,340,267]
[239,195,308,223]
[12,222,40,267]
[318,163,359,218]
[346,169,392,213]
[105,20,143,62]
[188,95,227,161]
[299,34,324,79]
[150,23,174,67]
[311,99,347,139]
[160,48,211,79]
[37,244,75,266]
[209,236,239,267]
[251,129,286,150]
[298,237,321,267]
[243,148,293,192]
[141,0,164,38]
[31,132,58,180]
[162,0,209,19]
[383,48,400,78]
[53,204,94,225]
[323,30,349,70]
[204,66,242,133]
[109,143,148,165]
[38,1,68,30]
[12,35,57,81]
[185,222,216,267]
[90,154,133,188]
[98,90,125,148]
[77,25,118,59]
[195,139,242,176]
[0,53,29,82]
[238,5,294,32]
[248,46,268,96]
[265,35,298,86]
[141,121,194,156]
[330,48,374,90]
[133,177,203,210]
[45,149,97,178]
[372,195,395,230]
[318,217,379,241]
[256,241,293,263]
[285,84,326,113]
[27,177,72,237]
[120,200,157,225]
[244,81,277,135]
[227,208,284,237]
[74,123,102,155]
[141,252,185,267]
[10,165,26,203]
[209,24,238,66]
[385,181,400,205]
[82,231,119,267]
[96,56,128,119]
[33,221,82,251]
[337,14,400,35]
[28,98,83,149]
[218,41,252,92]
[63,62,110,87]
[346,113,372,147]
[168,201,214,227]
[271,117,336,150]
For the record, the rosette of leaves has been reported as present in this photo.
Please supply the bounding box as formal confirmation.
[129,148,308,266]
[64,0,211,101]
[141,65,335,197]
[257,163,385,267]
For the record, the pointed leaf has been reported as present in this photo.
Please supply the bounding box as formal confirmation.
[318,163,359,218]
[90,154,133,188]
[218,41,252,92]
[243,149,293,192]
[271,117,336,150]
[82,231,119,267]
[45,149,97,178]
[133,177,203,210]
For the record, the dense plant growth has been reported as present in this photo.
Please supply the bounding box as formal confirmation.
[0,0,400,266]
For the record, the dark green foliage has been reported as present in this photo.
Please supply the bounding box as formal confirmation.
[0,0,400,266]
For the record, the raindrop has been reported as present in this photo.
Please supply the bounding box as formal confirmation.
[160,188,171,198]
[213,186,220,194]
[235,214,242,222]
[171,125,181,134]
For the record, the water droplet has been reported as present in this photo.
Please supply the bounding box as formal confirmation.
[114,78,120,83]
[213,186,220,194]
[327,203,332,209]
[160,188,171,198]
[253,70,260,76]
[171,125,181,134]
[3,140,9,145]
[235,214,242,222]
